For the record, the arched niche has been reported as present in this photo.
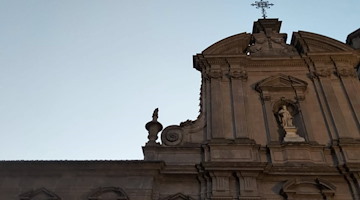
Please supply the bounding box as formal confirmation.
[88,187,128,200]
[280,179,336,200]
[255,74,309,143]
[272,99,305,141]
[19,188,61,200]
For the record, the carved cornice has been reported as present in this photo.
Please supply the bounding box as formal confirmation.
[246,58,306,68]
[226,57,248,65]
[202,32,251,55]
[292,31,354,54]
[206,58,227,65]
[309,56,333,66]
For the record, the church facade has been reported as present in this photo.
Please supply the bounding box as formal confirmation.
[1,19,360,200]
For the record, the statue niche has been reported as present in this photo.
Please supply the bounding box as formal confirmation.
[255,74,308,143]
[274,102,305,142]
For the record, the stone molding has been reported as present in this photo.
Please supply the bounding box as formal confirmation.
[292,31,354,54]
[202,33,251,55]
[255,74,308,100]
[19,188,61,200]
[280,178,336,200]
[88,187,128,200]
[160,193,194,200]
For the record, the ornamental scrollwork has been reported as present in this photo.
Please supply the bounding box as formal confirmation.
[161,126,183,146]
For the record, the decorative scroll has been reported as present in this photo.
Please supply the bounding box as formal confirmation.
[161,125,183,146]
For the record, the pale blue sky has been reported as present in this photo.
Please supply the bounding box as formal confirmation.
[0,0,359,160]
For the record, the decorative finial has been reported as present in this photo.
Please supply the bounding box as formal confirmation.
[251,0,274,19]
[152,108,159,122]
[145,108,163,146]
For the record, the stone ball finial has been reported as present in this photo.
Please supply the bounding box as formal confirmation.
[145,108,163,146]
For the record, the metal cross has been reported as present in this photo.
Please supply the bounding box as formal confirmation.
[251,0,274,19]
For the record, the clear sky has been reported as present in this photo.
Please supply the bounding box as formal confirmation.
[0,0,359,160]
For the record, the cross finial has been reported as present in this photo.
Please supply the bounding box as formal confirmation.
[251,0,274,19]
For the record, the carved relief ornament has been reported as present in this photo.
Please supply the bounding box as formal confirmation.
[315,68,332,78]
[204,70,223,80]
[161,125,183,146]
[335,67,357,78]
[228,70,248,80]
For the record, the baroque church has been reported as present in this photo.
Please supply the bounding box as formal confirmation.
[1,18,360,200]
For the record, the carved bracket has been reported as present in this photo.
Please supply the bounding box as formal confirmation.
[335,67,357,78]
[228,70,248,81]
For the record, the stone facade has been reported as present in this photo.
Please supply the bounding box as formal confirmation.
[1,19,360,200]
[347,29,360,50]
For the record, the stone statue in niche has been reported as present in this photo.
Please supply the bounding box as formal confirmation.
[278,105,294,127]
[277,105,305,142]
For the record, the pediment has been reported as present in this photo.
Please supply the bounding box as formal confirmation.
[88,187,128,200]
[255,74,308,93]
[281,179,336,198]
[292,31,354,54]
[19,188,60,200]
[160,193,194,200]
[202,33,251,55]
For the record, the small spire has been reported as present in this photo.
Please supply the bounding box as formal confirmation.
[251,0,274,19]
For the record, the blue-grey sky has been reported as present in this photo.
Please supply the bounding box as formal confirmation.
[1,0,359,160]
